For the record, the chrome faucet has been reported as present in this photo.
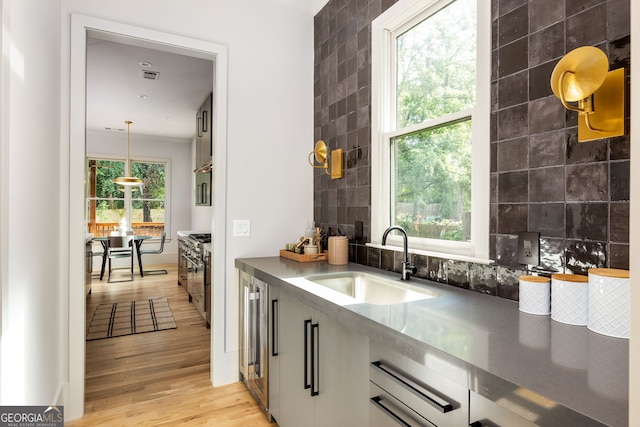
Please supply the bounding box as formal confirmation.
[382,226,417,280]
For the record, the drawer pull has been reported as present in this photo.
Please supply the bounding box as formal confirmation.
[370,396,414,427]
[371,361,454,413]
[311,322,319,396]
[304,319,311,390]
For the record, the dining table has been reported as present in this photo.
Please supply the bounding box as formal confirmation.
[93,235,152,280]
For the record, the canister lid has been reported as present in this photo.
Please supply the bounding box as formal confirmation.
[519,275,550,283]
[588,268,629,279]
[328,236,348,240]
[551,274,588,283]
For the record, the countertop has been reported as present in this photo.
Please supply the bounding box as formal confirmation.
[177,230,210,238]
[236,257,628,427]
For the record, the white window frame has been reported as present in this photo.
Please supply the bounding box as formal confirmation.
[86,153,171,239]
[371,0,491,261]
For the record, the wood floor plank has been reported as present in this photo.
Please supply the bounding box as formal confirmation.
[66,263,273,426]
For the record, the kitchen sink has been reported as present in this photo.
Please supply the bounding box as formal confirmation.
[304,272,439,305]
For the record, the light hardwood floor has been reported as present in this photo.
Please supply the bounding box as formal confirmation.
[66,263,273,426]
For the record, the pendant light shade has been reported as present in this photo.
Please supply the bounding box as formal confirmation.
[114,120,144,187]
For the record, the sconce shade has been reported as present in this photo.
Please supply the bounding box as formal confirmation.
[313,140,328,164]
[308,139,343,179]
[550,46,608,102]
[550,46,625,142]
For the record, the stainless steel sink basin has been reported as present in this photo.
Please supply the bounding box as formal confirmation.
[304,272,438,305]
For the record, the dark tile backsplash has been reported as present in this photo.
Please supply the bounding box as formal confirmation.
[313,0,630,303]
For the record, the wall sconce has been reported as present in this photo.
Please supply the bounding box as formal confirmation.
[308,140,343,179]
[550,46,625,142]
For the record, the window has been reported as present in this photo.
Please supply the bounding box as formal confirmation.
[371,0,490,259]
[87,158,168,237]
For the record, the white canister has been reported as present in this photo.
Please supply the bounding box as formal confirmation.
[588,268,630,338]
[519,276,551,315]
[328,236,348,265]
[551,274,589,325]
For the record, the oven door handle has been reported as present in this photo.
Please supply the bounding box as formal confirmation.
[183,254,203,269]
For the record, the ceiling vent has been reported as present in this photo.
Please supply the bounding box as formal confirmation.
[141,70,160,80]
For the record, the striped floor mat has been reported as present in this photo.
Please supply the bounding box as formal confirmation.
[87,297,177,340]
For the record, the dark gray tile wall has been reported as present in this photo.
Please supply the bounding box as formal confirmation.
[314,0,630,301]
[492,0,630,275]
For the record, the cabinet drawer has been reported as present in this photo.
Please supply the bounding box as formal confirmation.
[369,344,468,426]
[370,381,435,427]
[469,391,539,427]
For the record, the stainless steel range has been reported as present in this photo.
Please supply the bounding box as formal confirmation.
[178,233,211,326]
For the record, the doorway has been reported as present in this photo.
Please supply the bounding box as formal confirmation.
[69,15,228,420]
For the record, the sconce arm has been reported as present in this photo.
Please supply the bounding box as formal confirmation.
[558,71,588,113]
[308,151,328,169]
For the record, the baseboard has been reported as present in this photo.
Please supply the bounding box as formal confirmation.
[54,382,67,407]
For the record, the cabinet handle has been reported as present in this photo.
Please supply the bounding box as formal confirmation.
[201,182,207,204]
[202,110,208,132]
[469,421,499,427]
[271,299,279,356]
[304,319,312,390]
[371,361,454,413]
[370,396,413,427]
[311,322,319,397]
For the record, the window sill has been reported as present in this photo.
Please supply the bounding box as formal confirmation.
[366,242,494,265]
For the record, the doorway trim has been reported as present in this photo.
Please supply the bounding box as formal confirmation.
[68,14,227,420]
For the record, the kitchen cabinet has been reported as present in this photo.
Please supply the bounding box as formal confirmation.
[194,93,212,206]
[369,342,469,427]
[235,258,625,427]
[277,290,369,427]
[195,93,212,170]
[469,391,538,427]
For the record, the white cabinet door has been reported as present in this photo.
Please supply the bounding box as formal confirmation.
[313,309,369,427]
[277,291,314,427]
[277,290,369,427]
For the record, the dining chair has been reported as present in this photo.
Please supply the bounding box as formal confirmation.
[92,243,106,280]
[107,235,134,282]
[139,232,168,275]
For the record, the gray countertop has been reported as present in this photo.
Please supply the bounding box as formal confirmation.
[236,257,628,427]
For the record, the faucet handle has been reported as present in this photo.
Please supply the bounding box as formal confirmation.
[402,261,417,280]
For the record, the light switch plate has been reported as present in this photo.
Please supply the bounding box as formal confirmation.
[517,232,540,266]
[233,219,251,237]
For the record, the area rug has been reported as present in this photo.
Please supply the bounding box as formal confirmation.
[87,297,177,340]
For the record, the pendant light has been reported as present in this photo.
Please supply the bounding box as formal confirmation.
[113,120,144,187]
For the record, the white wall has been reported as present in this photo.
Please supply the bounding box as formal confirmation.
[0,0,62,406]
[60,0,315,419]
[86,129,191,265]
